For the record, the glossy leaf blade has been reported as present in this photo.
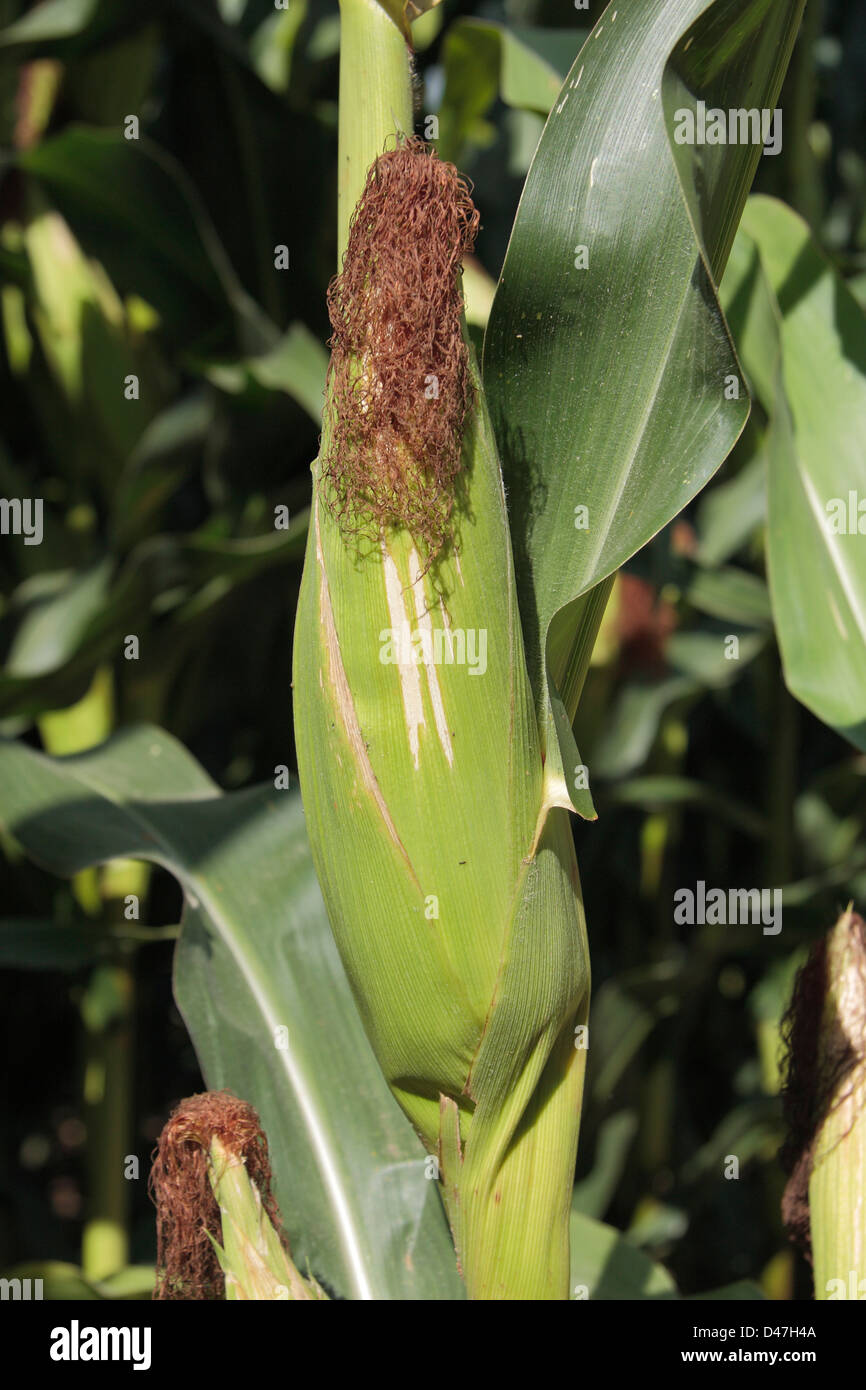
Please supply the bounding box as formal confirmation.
[736,196,866,749]
[482,0,805,789]
[0,728,464,1300]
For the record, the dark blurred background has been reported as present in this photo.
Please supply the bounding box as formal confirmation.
[1,0,864,1298]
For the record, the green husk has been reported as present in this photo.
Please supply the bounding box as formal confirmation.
[291,0,590,1299]
[806,912,866,1300]
[206,1137,327,1301]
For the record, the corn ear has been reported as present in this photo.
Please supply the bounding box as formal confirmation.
[292,0,590,1299]
[807,912,866,1299]
[781,909,866,1300]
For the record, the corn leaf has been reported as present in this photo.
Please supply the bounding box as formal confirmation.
[19,129,273,352]
[437,18,587,165]
[569,1206,677,1300]
[482,0,806,811]
[0,728,464,1300]
[728,197,866,749]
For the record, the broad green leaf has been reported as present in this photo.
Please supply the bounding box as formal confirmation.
[0,0,107,48]
[0,729,464,1301]
[794,757,866,870]
[680,1097,780,1183]
[571,1111,638,1219]
[462,256,497,334]
[92,1266,156,1299]
[166,522,308,586]
[505,27,591,88]
[683,567,772,629]
[111,394,214,549]
[438,19,586,165]
[0,555,153,719]
[667,626,767,686]
[0,915,177,971]
[606,775,768,839]
[590,675,697,780]
[737,197,866,750]
[64,26,161,129]
[851,275,866,314]
[483,0,805,812]
[694,442,767,568]
[5,563,112,679]
[10,202,165,488]
[589,972,679,1100]
[19,129,274,353]
[201,321,327,423]
[0,510,308,720]
[0,918,114,970]
[627,1199,687,1249]
[720,225,781,414]
[569,1205,678,1300]
[249,3,309,93]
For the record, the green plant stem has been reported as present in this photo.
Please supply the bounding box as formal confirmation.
[783,0,824,230]
[809,911,866,1300]
[337,0,412,267]
[440,901,588,1300]
[811,1101,866,1299]
[763,652,798,886]
[39,666,143,1281]
[81,961,134,1281]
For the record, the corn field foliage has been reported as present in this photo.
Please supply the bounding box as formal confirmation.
[0,0,865,1304]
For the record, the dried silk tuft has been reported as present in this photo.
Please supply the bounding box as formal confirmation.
[321,136,480,560]
[149,1090,285,1300]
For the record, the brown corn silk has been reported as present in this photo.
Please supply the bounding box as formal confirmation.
[150,1090,284,1300]
[321,135,479,561]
